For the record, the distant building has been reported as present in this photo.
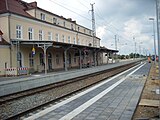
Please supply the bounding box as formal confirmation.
[0,0,118,76]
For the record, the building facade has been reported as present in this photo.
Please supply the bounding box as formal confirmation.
[0,0,117,76]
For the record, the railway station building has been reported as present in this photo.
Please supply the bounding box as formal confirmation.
[0,0,118,76]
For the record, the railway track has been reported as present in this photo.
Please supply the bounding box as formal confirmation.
[0,61,141,120]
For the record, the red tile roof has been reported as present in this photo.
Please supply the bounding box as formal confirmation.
[0,30,3,35]
[0,38,10,45]
[0,37,10,45]
[0,0,37,18]
[0,30,10,45]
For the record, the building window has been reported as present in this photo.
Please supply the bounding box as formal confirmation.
[39,30,43,40]
[63,21,65,27]
[86,40,87,45]
[71,24,73,30]
[62,35,65,42]
[78,27,80,31]
[53,17,57,24]
[73,37,76,44]
[48,32,52,41]
[56,54,60,65]
[39,53,44,65]
[28,27,33,40]
[77,39,80,45]
[16,25,22,39]
[74,53,76,63]
[81,40,84,45]
[68,36,71,43]
[56,33,59,42]
[84,29,86,33]
[17,52,22,67]
[40,13,45,21]
[29,53,34,67]
[48,52,52,70]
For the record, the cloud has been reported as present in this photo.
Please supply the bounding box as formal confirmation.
[96,26,107,38]
[123,19,142,37]
[24,0,155,55]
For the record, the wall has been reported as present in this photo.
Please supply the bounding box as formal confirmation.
[0,46,10,76]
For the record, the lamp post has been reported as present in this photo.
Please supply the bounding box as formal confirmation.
[133,37,136,60]
[155,0,160,118]
[149,18,156,64]
[139,42,143,58]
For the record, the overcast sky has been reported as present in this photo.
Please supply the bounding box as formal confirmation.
[24,0,156,55]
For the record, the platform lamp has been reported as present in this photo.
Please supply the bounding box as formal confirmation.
[149,18,156,64]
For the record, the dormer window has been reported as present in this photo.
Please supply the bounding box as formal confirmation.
[71,24,73,30]
[53,17,57,24]
[63,21,65,27]
[40,13,45,21]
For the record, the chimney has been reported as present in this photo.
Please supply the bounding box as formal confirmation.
[29,2,37,7]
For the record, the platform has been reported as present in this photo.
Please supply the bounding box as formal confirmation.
[0,60,140,97]
[24,62,151,120]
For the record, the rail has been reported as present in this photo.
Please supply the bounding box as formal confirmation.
[0,60,143,120]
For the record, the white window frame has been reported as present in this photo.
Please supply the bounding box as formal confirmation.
[71,24,73,30]
[62,35,65,42]
[48,32,52,41]
[40,13,45,21]
[53,17,57,24]
[68,36,71,43]
[16,25,22,39]
[39,30,43,40]
[73,37,76,44]
[56,33,59,42]
[28,27,34,40]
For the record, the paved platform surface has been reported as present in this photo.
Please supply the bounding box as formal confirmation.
[24,62,151,120]
[0,60,140,97]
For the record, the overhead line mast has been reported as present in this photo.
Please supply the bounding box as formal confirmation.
[90,3,96,47]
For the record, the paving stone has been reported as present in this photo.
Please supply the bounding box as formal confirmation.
[84,116,97,120]
[119,114,132,120]
[34,63,149,120]
[108,115,120,120]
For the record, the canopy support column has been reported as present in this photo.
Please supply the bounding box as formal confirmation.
[63,45,73,71]
[94,51,97,67]
[38,43,52,75]
[79,49,82,69]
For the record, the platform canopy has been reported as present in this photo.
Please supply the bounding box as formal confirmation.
[11,40,118,53]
